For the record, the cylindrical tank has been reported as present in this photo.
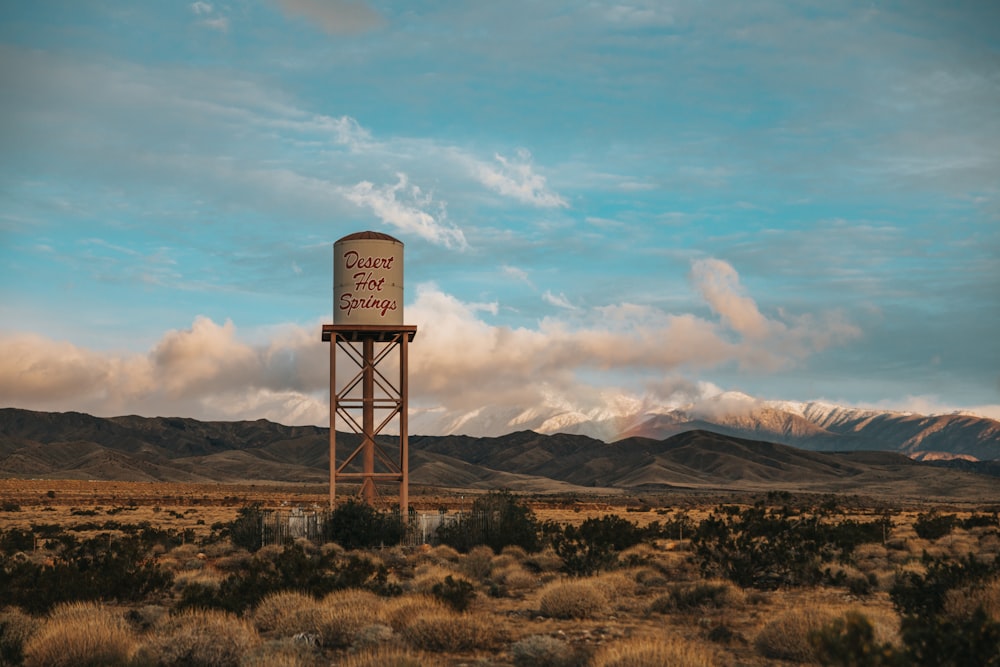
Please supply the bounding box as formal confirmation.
[333,231,404,326]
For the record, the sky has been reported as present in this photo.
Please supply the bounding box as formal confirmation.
[1,0,999,432]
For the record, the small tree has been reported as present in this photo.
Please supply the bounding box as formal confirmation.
[438,490,540,553]
[323,499,404,549]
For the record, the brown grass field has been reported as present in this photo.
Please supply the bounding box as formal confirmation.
[1,478,998,666]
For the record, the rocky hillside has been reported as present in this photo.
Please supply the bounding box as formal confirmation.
[1,408,997,500]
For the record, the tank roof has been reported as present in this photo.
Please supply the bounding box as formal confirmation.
[337,230,402,243]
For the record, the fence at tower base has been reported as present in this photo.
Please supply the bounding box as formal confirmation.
[248,509,495,549]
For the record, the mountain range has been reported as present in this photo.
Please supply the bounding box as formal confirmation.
[1,406,998,500]
[410,394,1000,462]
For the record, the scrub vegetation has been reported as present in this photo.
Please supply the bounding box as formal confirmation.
[1,485,999,666]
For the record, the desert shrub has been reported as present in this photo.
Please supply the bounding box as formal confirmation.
[0,535,172,614]
[491,564,538,597]
[539,579,607,619]
[592,636,718,667]
[510,634,584,667]
[312,588,384,649]
[427,544,460,563]
[945,576,1000,622]
[0,606,38,666]
[252,590,319,634]
[890,552,1000,666]
[591,571,637,602]
[176,543,393,614]
[322,499,405,550]
[227,504,267,552]
[460,544,495,580]
[691,506,886,589]
[431,575,477,612]
[381,595,450,631]
[547,514,647,576]
[650,580,739,613]
[0,529,33,553]
[525,547,564,573]
[755,607,834,662]
[23,602,136,667]
[134,608,259,667]
[500,544,528,561]
[399,609,507,652]
[410,563,460,594]
[810,611,902,667]
[913,512,957,540]
[437,490,540,553]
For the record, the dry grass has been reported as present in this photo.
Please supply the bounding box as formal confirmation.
[754,606,835,663]
[252,590,320,635]
[945,576,1000,622]
[337,647,440,667]
[592,636,719,667]
[135,608,260,667]
[409,562,466,594]
[314,589,386,649]
[23,602,136,667]
[399,608,508,652]
[0,606,39,665]
[381,595,451,631]
[539,579,608,619]
[460,544,495,580]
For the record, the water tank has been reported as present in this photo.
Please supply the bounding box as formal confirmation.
[333,231,404,326]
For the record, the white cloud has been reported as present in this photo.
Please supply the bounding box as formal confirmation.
[542,290,578,311]
[342,174,468,250]
[501,265,532,285]
[470,149,568,208]
[0,259,863,428]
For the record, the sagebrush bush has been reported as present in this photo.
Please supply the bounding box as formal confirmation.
[755,607,834,662]
[381,595,450,631]
[410,563,463,594]
[134,608,260,667]
[510,634,583,667]
[400,609,507,652]
[591,571,637,600]
[23,602,136,667]
[539,579,608,619]
[320,587,383,612]
[252,590,319,635]
[526,548,564,573]
[315,604,378,648]
[427,544,460,563]
[460,545,495,580]
[0,606,38,666]
[809,611,899,667]
[492,564,538,596]
[650,580,742,613]
[592,636,718,667]
[945,576,1000,622]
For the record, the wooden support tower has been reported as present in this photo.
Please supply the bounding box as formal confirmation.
[322,324,416,513]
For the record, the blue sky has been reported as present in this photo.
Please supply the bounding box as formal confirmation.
[1,0,998,429]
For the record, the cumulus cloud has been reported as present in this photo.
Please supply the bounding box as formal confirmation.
[0,258,861,429]
[342,174,468,250]
[275,0,383,35]
[470,149,568,208]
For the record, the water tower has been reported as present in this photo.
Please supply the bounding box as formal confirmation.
[322,231,416,511]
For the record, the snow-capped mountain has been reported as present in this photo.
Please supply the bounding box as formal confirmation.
[409,393,1000,462]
